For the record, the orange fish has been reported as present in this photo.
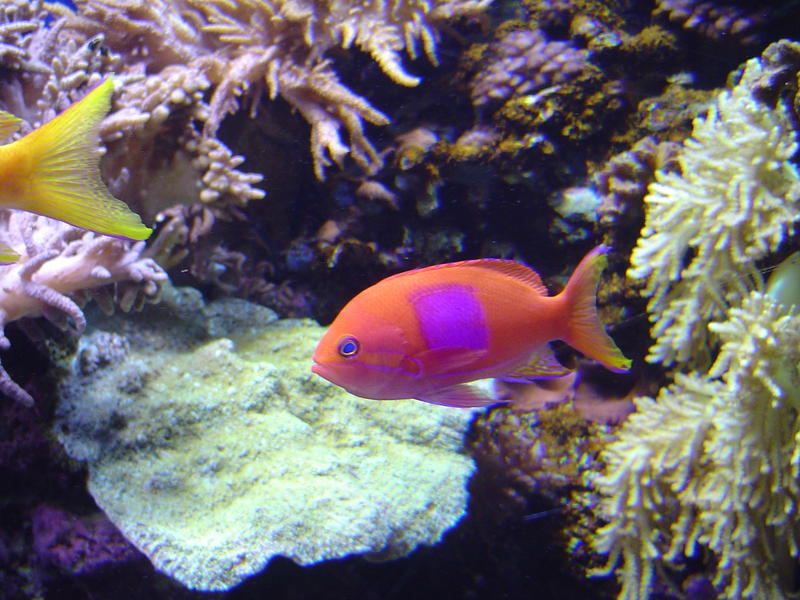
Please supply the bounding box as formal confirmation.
[312,245,631,407]
[0,75,150,263]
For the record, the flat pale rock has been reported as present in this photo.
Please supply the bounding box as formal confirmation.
[55,290,475,591]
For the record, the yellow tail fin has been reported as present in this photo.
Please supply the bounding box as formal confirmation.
[560,245,631,373]
[1,76,152,241]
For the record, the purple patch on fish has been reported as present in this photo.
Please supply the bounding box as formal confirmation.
[411,284,488,350]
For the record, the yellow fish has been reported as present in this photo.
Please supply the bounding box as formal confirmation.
[0,75,151,258]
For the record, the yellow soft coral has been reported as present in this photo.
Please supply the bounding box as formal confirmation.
[592,40,800,600]
[628,46,800,369]
[594,292,800,599]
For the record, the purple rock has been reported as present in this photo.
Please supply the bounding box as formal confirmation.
[32,505,142,575]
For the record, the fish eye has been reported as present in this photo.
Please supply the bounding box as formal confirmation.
[338,337,360,358]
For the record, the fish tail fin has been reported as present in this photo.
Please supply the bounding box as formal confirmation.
[0,241,19,264]
[560,245,631,373]
[7,76,152,241]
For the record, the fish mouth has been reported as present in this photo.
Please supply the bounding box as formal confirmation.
[311,361,333,382]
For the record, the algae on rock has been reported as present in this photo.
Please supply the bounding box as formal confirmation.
[55,286,476,591]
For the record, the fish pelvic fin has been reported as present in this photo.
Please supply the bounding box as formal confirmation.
[2,76,152,241]
[500,344,572,382]
[560,245,631,373]
[417,383,502,408]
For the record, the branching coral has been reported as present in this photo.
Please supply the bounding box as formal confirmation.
[53,0,491,179]
[0,212,166,405]
[0,0,51,73]
[627,47,800,368]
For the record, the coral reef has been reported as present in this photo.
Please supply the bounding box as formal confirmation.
[54,286,476,591]
[2,0,800,598]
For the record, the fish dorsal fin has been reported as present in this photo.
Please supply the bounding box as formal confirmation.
[387,259,549,296]
[0,110,22,141]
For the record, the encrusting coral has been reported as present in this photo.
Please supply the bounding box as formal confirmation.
[591,40,800,600]
[53,0,491,180]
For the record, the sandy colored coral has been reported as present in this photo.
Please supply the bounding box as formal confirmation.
[54,0,490,179]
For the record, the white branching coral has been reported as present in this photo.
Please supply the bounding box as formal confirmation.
[99,63,265,214]
[0,212,167,405]
[0,0,51,73]
[627,51,800,368]
[593,292,800,600]
[54,0,491,179]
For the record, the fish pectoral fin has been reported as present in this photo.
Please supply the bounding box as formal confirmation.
[417,383,500,408]
[0,110,22,140]
[410,346,487,374]
[500,344,572,382]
